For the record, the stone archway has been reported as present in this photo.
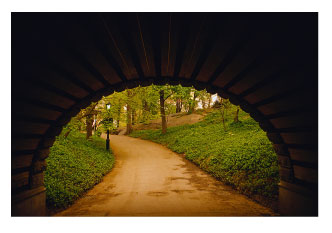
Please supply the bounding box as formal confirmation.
[11,12,318,216]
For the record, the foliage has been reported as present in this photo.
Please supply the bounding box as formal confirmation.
[73,84,213,137]
[95,128,102,137]
[130,106,279,199]
[45,131,115,209]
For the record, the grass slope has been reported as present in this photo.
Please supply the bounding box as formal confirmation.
[130,108,279,200]
[45,131,115,209]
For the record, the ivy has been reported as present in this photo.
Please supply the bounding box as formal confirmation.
[45,131,115,209]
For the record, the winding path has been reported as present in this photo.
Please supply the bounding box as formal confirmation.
[57,135,275,216]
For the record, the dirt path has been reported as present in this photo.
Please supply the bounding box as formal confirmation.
[56,135,276,216]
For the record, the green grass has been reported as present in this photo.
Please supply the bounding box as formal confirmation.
[130,108,279,199]
[45,131,115,209]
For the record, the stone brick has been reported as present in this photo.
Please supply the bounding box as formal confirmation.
[36,148,50,160]
[279,181,317,216]
[229,96,241,106]
[33,160,47,174]
[293,165,318,184]
[12,138,41,151]
[68,107,81,117]
[279,167,294,182]
[12,186,46,216]
[266,132,284,144]
[56,114,72,126]
[288,148,318,164]
[75,99,91,110]
[217,91,230,99]
[42,137,56,148]
[30,172,44,188]
[47,126,63,137]
[90,92,103,102]
[12,172,29,190]
[258,120,273,132]
[278,155,292,168]
[11,154,34,170]
[273,144,290,156]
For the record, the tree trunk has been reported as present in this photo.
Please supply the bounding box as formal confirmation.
[125,89,133,134]
[159,90,167,134]
[176,98,182,113]
[86,115,93,139]
[126,104,133,134]
[116,107,121,128]
[234,106,240,123]
[142,100,149,122]
[64,129,72,138]
[131,109,137,125]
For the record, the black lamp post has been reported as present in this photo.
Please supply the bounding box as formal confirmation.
[106,102,111,150]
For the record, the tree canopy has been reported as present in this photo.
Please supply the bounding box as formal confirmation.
[63,84,218,137]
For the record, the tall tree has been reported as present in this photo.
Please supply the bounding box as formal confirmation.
[176,98,182,113]
[219,98,231,131]
[170,85,191,113]
[86,115,93,139]
[159,89,167,134]
[153,85,173,134]
[116,107,121,128]
[126,103,133,134]
[131,109,136,125]
[76,84,213,137]
[81,102,99,139]
[126,89,134,134]
[188,89,199,113]
[233,106,240,123]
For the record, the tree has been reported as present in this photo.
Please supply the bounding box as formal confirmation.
[169,85,192,113]
[234,106,240,123]
[159,89,167,134]
[125,89,134,134]
[188,89,199,113]
[107,92,126,129]
[197,90,211,110]
[77,102,99,139]
[220,98,231,131]
[152,85,173,134]
[170,85,186,113]
[69,84,213,137]
[63,114,84,138]
[86,114,93,139]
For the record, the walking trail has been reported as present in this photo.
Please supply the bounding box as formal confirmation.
[56,135,275,216]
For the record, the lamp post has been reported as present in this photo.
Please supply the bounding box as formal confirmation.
[106,102,111,150]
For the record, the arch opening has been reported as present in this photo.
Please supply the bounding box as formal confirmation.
[44,84,281,214]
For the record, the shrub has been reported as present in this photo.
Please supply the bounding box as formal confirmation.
[95,129,102,137]
[45,131,115,209]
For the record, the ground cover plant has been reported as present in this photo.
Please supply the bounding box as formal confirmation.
[45,131,115,209]
[130,107,279,201]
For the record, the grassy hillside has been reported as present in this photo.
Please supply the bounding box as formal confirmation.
[45,131,115,209]
[130,107,279,201]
